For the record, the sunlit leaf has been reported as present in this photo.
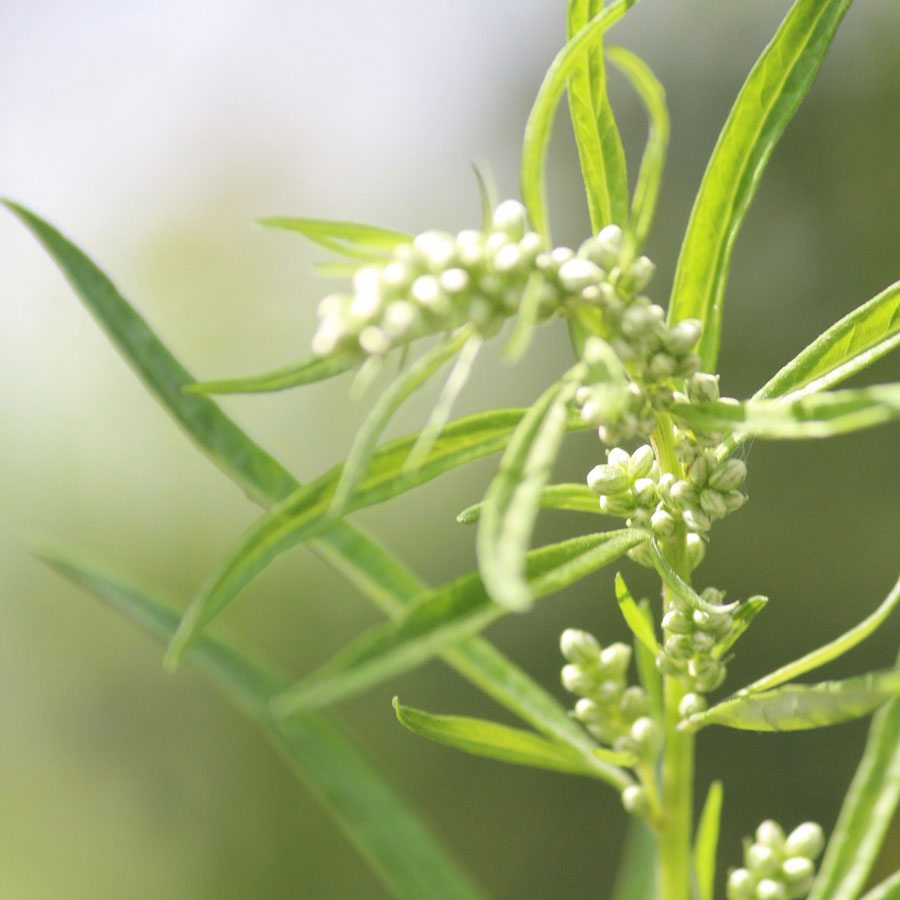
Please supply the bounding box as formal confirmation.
[186,352,357,395]
[857,869,900,900]
[694,781,723,900]
[668,0,853,371]
[166,407,574,668]
[606,45,669,259]
[457,482,600,524]
[566,0,629,232]
[521,0,640,241]
[259,216,411,259]
[682,668,900,733]
[393,699,629,783]
[273,530,646,717]
[615,571,659,654]
[715,595,767,657]
[738,571,900,695]
[673,384,900,439]
[478,365,586,611]
[35,541,488,900]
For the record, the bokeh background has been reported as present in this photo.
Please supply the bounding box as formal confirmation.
[2,1,900,897]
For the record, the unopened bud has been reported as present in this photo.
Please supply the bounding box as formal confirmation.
[688,454,710,487]
[665,319,702,355]
[491,199,528,239]
[633,478,658,507]
[619,255,656,293]
[755,820,785,849]
[629,716,662,756]
[560,629,601,665]
[629,445,656,480]
[593,225,624,268]
[710,459,747,492]
[678,693,707,718]
[784,822,824,860]
[600,643,632,678]
[686,372,720,404]
[670,479,699,510]
[700,488,728,519]
[558,258,604,292]
[649,352,678,381]
[781,856,814,886]
[726,868,755,900]
[651,508,676,538]
[683,507,712,533]
[662,610,693,635]
[587,464,630,496]
[561,664,596,696]
[621,686,649,721]
[621,785,650,816]
[746,843,780,878]
[686,532,707,570]
[754,879,787,900]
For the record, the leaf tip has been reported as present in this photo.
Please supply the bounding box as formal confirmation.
[456,504,479,525]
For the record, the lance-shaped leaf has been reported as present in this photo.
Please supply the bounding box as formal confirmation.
[807,686,900,900]
[330,328,475,518]
[694,781,724,900]
[606,45,669,261]
[715,595,768,658]
[635,598,663,722]
[166,407,568,668]
[610,819,657,900]
[478,366,586,611]
[668,0,853,371]
[36,542,488,900]
[738,571,900,696]
[566,0,629,232]
[457,482,600,524]
[521,0,640,241]
[186,352,358,395]
[272,530,646,717]
[3,200,597,777]
[647,539,737,616]
[858,870,900,900]
[673,384,900,440]
[259,216,411,260]
[682,668,900,733]
[615,571,659,654]
[393,699,632,785]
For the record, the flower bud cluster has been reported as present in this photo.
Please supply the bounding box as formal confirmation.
[727,820,825,900]
[658,587,735,695]
[559,629,660,762]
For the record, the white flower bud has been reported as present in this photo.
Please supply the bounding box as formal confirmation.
[746,843,780,877]
[710,459,748,492]
[629,445,656,480]
[621,785,650,816]
[726,868,756,900]
[754,878,786,900]
[572,697,604,724]
[600,494,637,517]
[439,267,469,294]
[311,328,341,357]
[629,716,662,757]
[317,293,348,318]
[649,352,678,381]
[491,199,529,239]
[350,286,383,320]
[784,822,824,860]
[382,300,419,338]
[621,686,649,721]
[687,372,720,404]
[607,447,631,469]
[688,454,710,487]
[380,261,410,291]
[413,231,457,270]
[633,478,658,507]
[456,230,485,266]
[756,820,786,848]
[686,532,707,570]
[662,610,692,635]
[723,489,748,512]
[549,246,575,268]
[700,488,728,519]
[561,664,596,696]
[410,275,444,307]
[600,643,632,677]
[651,508,676,538]
[670,479,699,510]
[358,326,391,356]
[683,507,712,533]
[665,319,703,355]
[558,258,604,292]
[619,255,656,293]
[587,464,630,496]
[781,856,814,885]
[560,628,601,665]
[518,231,543,259]
[592,224,624,268]
[678,692,707,718]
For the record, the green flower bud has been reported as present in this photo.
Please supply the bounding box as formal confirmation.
[664,634,694,661]
[633,478,658,507]
[607,447,631,469]
[755,820,786,849]
[629,445,656,480]
[686,372,720,404]
[587,464,631,496]
[649,352,678,381]
[784,823,824,860]
[359,325,391,356]
[596,679,625,705]
[558,258,604,292]
[678,692,707,718]
[572,697,604,725]
[688,454,710,487]
[665,318,702,355]
[627,541,655,568]
[675,432,701,465]
[690,658,725,691]
[621,686,649,721]
[560,628,601,665]
[561,664,596,696]
[656,652,686,676]
[651,508,677,538]
[691,630,716,653]
[628,508,653,531]
[670,479,700,510]
[686,532,707,571]
[619,255,656,293]
[710,459,748,492]
[593,224,624,268]
[754,878,787,900]
[492,243,525,273]
[599,494,637,517]
[746,843,781,878]
[662,610,693,635]
[621,785,650,816]
[723,489,748,513]
[683,507,712,533]
[657,473,677,505]
[629,716,662,757]
[781,856,814,886]
[727,868,756,900]
[700,488,728,519]
[600,643,632,678]
[491,199,528,240]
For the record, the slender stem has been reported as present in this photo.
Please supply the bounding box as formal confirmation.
[652,414,695,900]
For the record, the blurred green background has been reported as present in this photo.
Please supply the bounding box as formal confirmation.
[2,1,899,897]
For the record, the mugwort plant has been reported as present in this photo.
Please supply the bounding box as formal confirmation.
[6,0,900,897]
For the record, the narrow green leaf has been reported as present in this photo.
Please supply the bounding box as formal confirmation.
[694,780,724,900]
[714,595,768,658]
[167,407,566,668]
[502,272,546,364]
[635,598,664,722]
[757,278,900,401]
[36,542,488,900]
[682,669,900,733]
[393,699,618,780]
[648,539,737,617]
[610,819,657,900]
[259,216,412,259]
[312,260,361,279]
[615,571,659,654]
[858,870,900,900]
[478,366,587,611]
[606,45,669,260]
[668,0,853,371]
[330,329,474,518]
[738,571,900,696]
[673,384,900,440]
[566,0,629,232]
[470,162,496,233]
[457,482,601,524]
[186,352,357,395]
[807,658,900,900]
[521,0,640,241]
[273,530,646,719]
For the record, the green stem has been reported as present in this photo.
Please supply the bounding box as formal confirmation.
[652,414,695,900]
